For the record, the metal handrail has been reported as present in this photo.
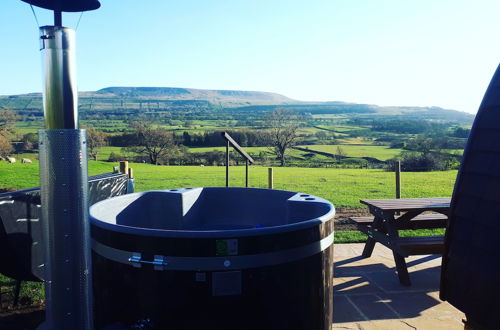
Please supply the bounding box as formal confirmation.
[221,132,254,187]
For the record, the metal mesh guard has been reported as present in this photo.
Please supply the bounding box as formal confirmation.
[39,129,93,330]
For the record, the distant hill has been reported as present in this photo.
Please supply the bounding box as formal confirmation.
[87,87,296,105]
[0,86,475,125]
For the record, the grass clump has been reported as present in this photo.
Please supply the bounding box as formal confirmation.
[334,228,445,243]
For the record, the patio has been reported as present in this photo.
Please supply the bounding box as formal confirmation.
[333,243,465,329]
[0,242,471,329]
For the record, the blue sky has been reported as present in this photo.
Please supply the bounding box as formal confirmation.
[2,0,500,113]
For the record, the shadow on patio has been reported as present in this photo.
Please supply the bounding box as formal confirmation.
[332,243,464,329]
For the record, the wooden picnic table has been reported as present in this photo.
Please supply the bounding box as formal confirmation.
[352,197,451,286]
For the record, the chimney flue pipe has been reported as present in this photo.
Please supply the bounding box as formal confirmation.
[40,26,78,129]
[38,25,93,330]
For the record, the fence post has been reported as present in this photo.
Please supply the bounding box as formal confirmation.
[225,141,229,187]
[119,161,128,175]
[127,167,135,194]
[395,160,401,199]
[268,167,274,189]
[245,159,249,188]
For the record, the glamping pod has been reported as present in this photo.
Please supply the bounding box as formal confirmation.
[440,65,500,329]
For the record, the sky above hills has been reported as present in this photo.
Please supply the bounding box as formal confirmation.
[1,0,500,114]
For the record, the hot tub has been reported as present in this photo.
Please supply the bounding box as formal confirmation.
[90,187,335,330]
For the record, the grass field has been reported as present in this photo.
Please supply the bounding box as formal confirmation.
[47,145,336,165]
[187,146,269,154]
[0,161,456,305]
[335,137,372,145]
[443,149,464,155]
[315,125,370,133]
[14,119,245,137]
[14,121,42,135]
[0,161,457,208]
[94,146,124,160]
[299,144,404,161]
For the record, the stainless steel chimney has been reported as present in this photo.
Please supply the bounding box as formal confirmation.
[38,25,93,330]
[40,26,78,129]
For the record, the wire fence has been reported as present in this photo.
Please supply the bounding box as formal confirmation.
[129,163,458,209]
[0,159,458,210]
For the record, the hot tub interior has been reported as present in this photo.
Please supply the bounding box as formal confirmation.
[90,187,333,231]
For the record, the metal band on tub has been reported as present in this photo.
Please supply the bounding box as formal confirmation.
[91,233,333,271]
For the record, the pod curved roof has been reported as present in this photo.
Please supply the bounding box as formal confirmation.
[441,64,500,328]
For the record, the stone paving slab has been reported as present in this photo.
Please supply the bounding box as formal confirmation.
[333,243,465,329]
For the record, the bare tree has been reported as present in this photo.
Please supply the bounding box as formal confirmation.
[21,133,38,152]
[130,119,175,165]
[335,145,346,161]
[0,110,18,138]
[86,128,108,161]
[0,110,17,157]
[263,108,301,166]
[0,135,13,158]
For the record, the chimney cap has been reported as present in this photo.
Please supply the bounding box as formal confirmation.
[22,0,100,12]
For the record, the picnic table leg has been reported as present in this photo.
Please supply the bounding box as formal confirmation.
[393,252,411,286]
[13,280,21,306]
[384,214,411,286]
[362,238,376,258]
[361,215,384,258]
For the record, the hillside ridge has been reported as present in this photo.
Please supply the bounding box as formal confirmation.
[86,86,296,105]
[0,86,475,124]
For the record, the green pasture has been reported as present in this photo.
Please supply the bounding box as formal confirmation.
[0,160,111,190]
[0,161,457,208]
[187,146,269,154]
[95,146,124,160]
[81,120,129,133]
[186,146,334,164]
[311,114,348,120]
[15,121,43,135]
[0,161,456,305]
[76,145,336,163]
[1,148,141,163]
[336,137,371,145]
[442,149,464,155]
[297,127,326,135]
[316,125,370,133]
[15,119,236,135]
[300,144,403,161]
[7,153,38,161]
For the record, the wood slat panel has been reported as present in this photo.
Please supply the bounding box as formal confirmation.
[441,65,500,329]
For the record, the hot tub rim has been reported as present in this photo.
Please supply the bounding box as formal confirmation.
[89,187,335,239]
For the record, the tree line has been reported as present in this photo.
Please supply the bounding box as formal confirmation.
[106,109,302,166]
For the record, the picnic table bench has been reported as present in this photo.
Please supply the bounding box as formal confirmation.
[351,213,448,230]
[350,197,450,286]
